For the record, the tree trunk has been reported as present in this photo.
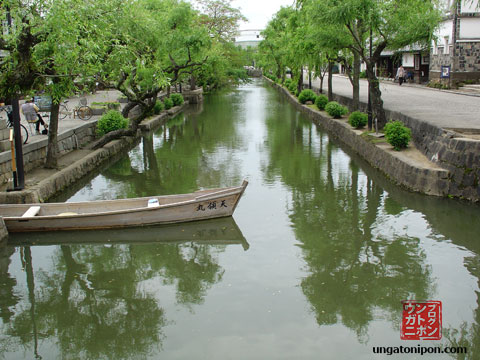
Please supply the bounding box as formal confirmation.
[352,51,360,110]
[308,70,312,89]
[319,75,324,94]
[327,61,333,101]
[44,102,59,169]
[297,66,304,94]
[190,76,196,91]
[366,62,387,129]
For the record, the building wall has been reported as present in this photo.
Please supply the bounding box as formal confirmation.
[430,0,480,81]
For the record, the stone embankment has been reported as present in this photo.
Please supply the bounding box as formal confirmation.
[329,92,480,201]
[0,102,188,205]
[266,77,479,201]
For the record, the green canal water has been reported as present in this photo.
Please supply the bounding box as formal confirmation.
[2,79,480,359]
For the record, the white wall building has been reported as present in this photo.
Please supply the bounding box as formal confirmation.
[234,29,264,49]
[430,0,480,82]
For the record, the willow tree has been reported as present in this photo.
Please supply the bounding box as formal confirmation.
[0,0,118,168]
[304,0,442,128]
[193,0,248,90]
[258,7,293,82]
[93,0,211,148]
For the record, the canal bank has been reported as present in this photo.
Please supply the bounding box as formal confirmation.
[265,77,480,202]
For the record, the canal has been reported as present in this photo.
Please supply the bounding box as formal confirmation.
[2,79,480,359]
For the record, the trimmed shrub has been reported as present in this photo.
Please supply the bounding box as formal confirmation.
[359,70,367,79]
[153,100,164,115]
[170,93,184,106]
[96,110,128,136]
[163,97,173,110]
[284,78,293,87]
[384,120,412,151]
[288,82,297,95]
[325,101,348,118]
[298,89,317,104]
[315,95,328,110]
[348,111,368,128]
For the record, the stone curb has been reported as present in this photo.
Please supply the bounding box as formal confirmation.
[265,77,453,198]
[0,102,190,205]
[0,136,138,204]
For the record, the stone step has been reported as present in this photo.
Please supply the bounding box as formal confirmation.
[0,127,11,141]
[463,84,480,90]
[0,139,11,153]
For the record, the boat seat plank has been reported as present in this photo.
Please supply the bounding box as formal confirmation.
[22,206,41,218]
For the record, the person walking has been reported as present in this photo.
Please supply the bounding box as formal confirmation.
[21,98,47,134]
[396,65,406,86]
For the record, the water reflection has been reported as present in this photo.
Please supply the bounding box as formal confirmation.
[261,105,434,341]
[1,219,246,359]
[2,80,480,359]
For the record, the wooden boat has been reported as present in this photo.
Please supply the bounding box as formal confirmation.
[0,180,248,232]
[8,217,249,250]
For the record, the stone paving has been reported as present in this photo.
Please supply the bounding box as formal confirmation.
[24,89,124,143]
[307,74,480,132]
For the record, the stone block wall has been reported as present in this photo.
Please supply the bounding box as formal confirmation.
[0,121,97,184]
[280,78,479,201]
[329,92,480,201]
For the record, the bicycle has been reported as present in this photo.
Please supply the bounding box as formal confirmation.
[59,97,93,121]
[0,105,28,144]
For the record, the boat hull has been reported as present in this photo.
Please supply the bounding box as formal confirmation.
[0,181,248,232]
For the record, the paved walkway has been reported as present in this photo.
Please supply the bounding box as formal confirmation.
[308,75,480,132]
[23,89,123,142]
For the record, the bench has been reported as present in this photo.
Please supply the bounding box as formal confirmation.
[22,206,41,217]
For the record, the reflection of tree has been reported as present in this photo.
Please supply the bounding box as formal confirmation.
[262,108,433,339]
[336,142,480,357]
[0,246,18,324]
[444,254,480,360]
[100,91,247,199]
[4,239,226,359]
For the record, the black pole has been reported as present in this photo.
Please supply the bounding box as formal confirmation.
[6,7,25,190]
[11,99,25,190]
[367,27,373,131]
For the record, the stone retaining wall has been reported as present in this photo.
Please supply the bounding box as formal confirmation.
[327,90,480,201]
[0,121,96,184]
[267,78,479,201]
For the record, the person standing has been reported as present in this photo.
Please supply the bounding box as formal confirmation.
[396,65,406,86]
[21,98,47,134]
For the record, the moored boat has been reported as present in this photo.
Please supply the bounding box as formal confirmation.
[0,180,248,232]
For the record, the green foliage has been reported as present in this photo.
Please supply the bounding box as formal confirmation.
[284,78,293,88]
[315,95,328,110]
[298,89,317,104]
[163,97,174,110]
[359,70,367,79]
[170,93,184,106]
[96,110,129,136]
[427,81,450,90]
[325,101,348,118]
[384,120,412,151]
[348,111,368,128]
[91,102,120,110]
[288,82,297,95]
[154,100,164,114]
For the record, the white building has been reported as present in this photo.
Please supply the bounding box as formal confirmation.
[430,0,480,82]
[234,29,264,49]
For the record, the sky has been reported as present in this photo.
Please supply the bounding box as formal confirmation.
[232,0,295,30]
